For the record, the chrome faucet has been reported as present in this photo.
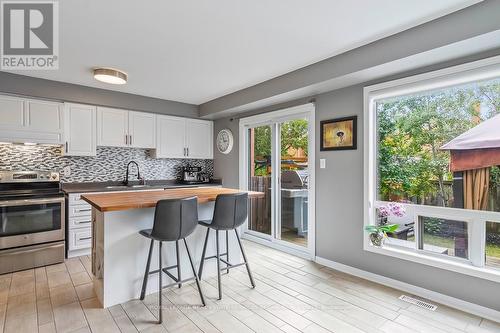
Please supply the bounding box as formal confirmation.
[123,161,145,186]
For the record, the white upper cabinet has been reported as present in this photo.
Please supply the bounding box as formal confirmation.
[154,115,186,158]
[64,103,96,156]
[186,119,213,159]
[97,107,129,147]
[97,107,156,149]
[0,95,25,129]
[25,100,63,133]
[128,111,156,148]
[0,95,63,144]
[154,116,213,159]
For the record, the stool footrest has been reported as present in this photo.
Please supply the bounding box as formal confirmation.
[147,264,178,276]
[204,253,227,260]
[219,259,246,270]
[161,276,197,289]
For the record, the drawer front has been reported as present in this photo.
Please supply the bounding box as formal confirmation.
[68,203,92,218]
[68,193,91,206]
[68,228,92,250]
[68,216,92,230]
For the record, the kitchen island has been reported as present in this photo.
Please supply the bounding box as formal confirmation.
[82,187,263,308]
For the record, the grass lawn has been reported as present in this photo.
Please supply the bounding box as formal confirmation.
[402,234,500,268]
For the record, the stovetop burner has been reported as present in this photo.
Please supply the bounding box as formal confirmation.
[0,170,63,200]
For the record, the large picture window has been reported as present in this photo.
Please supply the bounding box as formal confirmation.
[364,56,500,281]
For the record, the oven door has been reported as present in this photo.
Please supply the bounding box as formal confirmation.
[0,197,65,250]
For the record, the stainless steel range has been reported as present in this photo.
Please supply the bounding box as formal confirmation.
[0,170,65,274]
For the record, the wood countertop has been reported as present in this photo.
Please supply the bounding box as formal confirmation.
[81,187,264,212]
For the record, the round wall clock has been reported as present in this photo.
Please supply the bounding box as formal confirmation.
[216,129,234,154]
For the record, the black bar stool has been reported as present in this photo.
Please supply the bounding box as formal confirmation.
[198,193,255,300]
[139,197,205,324]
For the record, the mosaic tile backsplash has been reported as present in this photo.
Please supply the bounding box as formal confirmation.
[0,144,213,183]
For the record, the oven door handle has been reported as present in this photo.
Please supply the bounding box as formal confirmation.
[0,197,65,207]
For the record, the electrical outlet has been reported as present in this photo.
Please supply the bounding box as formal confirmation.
[320,159,326,169]
[63,166,71,177]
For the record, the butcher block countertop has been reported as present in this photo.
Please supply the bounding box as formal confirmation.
[81,187,264,212]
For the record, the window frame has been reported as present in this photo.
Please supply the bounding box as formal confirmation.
[363,55,500,283]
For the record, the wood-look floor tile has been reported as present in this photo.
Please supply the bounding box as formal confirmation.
[75,282,96,301]
[35,266,48,283]
[0,302,6,333]
[50,283,78,307]
[45,262,67,274]
[6,291,36,318]
[37,298,54,325]
[36,280,51,300]
[53,301,88,333]
[80,297,121,333]
[4,312,37,333]
[39,321,57,333]
[0,245,495,333]
[121,299,158,331]
[66,258,86,274]
[71,271,92,286]
[108,304,139,333]
[47,270,72,289]
[8,275,35,297]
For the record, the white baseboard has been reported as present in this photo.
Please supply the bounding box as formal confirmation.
[67,247,91,258]
[315,256,500,324]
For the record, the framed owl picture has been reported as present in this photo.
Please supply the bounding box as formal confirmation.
[320,116,357,151]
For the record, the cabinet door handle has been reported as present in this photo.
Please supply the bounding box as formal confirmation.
[65,142,68,152]
[79,236,92,241]
[183,148,186,156]
[125,134,128,145]
[187,147,189,156]
[75,220,91,225]
[129,135,132,146]
[75,208,91,212]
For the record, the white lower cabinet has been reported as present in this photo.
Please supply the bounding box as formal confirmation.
[67,193,93,258]
[69,228,92,252]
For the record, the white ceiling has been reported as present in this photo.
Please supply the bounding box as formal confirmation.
[3,0,480,104]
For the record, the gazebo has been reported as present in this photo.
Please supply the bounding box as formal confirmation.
[441,113,500,210]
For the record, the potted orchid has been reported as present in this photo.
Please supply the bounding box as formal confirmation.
[365,203,406,246]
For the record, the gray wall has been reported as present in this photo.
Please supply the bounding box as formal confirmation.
[213,50,500,311]
[0,72,198,118]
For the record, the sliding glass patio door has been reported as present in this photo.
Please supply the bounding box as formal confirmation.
[240,104,315,257]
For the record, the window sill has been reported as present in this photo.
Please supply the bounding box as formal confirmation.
[364,241,500,283]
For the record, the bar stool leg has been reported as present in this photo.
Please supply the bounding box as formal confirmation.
[198,228,210,279]
[215,230,222,300]
[183,238,206,306]
[158,241,163,324]
[235,229,255,288]
[175,240,182,288]
[225,230,229,274]
[140,239,154,300]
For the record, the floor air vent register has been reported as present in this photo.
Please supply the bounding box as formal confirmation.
[399,295,438,311]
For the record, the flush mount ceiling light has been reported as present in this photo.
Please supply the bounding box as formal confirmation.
[93,68,127,85]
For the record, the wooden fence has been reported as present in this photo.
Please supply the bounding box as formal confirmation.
[248,176,271,234]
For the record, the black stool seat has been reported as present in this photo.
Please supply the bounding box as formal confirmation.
[198,220,230,230]
[138,197,205,324]
[198,193,255,300]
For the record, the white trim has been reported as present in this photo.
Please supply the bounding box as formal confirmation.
[363,55,500,282]
[239,103,316,258]
[315,256,500,324]
[244,232,314,260]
